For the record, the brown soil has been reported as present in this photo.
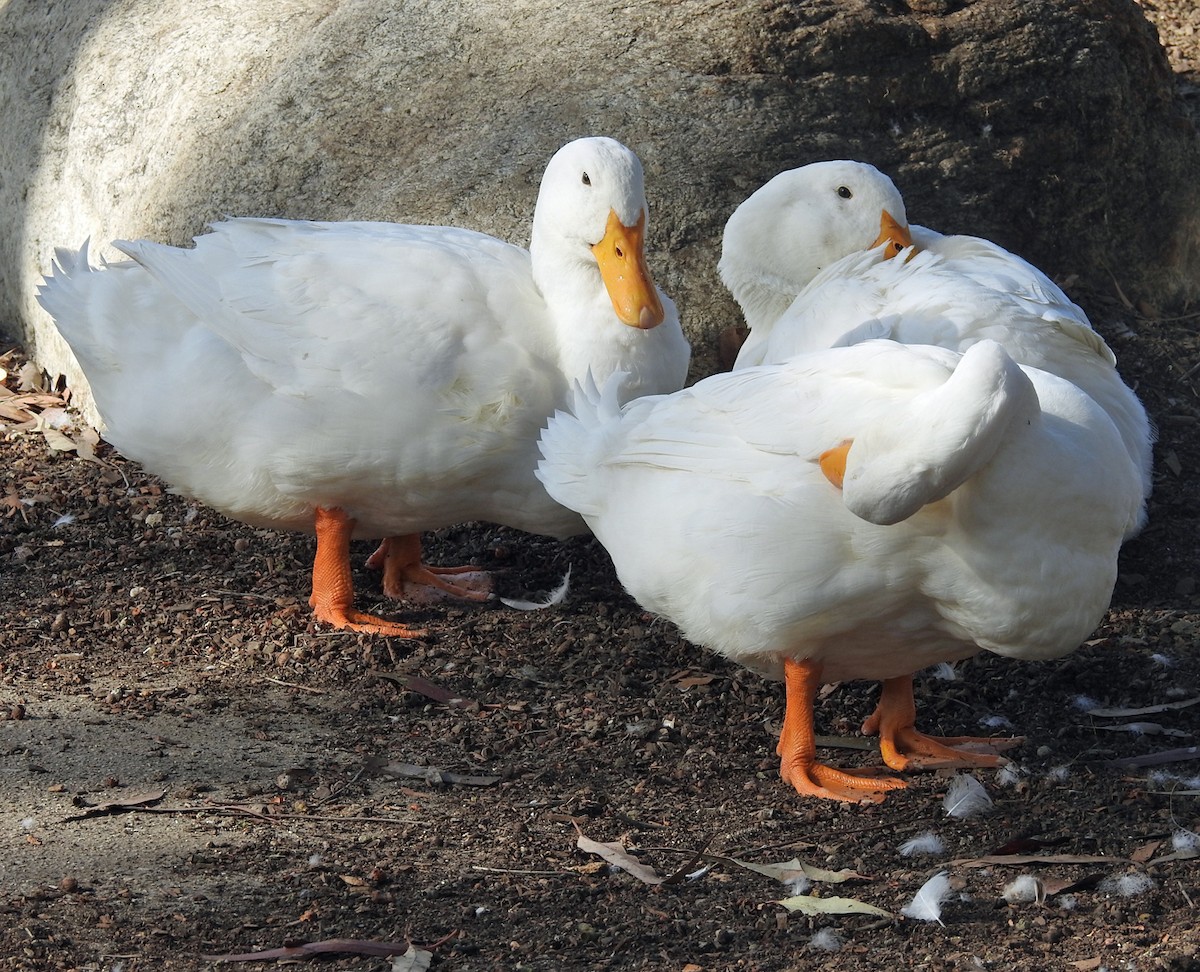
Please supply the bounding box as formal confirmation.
[2,4,1199,969]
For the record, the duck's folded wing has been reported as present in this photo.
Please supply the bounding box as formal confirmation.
[630,340,1036,525]
[115,218,543,395]
[913,228,1117,365]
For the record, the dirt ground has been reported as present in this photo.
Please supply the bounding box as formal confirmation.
[3,4,1200,970]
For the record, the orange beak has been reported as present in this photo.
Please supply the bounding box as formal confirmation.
[870,210,915,260]
[591,209,666,329]
[818,440,853,489]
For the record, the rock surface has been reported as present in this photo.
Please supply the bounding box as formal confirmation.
[1,0,1197,418]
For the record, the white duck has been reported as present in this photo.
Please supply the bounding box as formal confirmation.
[718,160,1153,509]
[38,136,690,637]
[537,340,1143,802]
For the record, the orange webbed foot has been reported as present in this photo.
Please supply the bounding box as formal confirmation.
[779,756,907,804]
[309,602,428,639]
[778,657,906,804]
[863,674,1021,771]
[308,508,426,639]
[366,535,493,603]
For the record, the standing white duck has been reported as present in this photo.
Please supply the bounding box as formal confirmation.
[38,136,690,637]
[718,160,1153,507]
[716,160,1151,775]
[537,340,1144,802]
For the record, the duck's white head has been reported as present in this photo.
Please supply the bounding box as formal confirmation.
[531,136,665,330]
[719,160,913,331]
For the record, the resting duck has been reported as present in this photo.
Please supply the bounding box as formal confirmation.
[38,136,690,637]
[537,340,1143,802]
[718,160,1153,509]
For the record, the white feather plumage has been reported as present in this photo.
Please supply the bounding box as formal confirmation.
[1002,875,1043,904]
[898,832,946,858]
[498,568,571,611]
[901,871,953,924]
[942,774,993,819]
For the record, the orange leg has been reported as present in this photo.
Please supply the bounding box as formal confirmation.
[861,674,1023,771]
[778,658,906,804]
[364,534,493,602]
[308,508,426,637]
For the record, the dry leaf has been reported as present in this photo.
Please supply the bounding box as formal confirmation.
[2,485,26,521]
[949,854,1125,867]
[370,671,476,708]
[1096,722,1191,738]
[1146,847,1200,866]
[42,428,79,453]
[0,400,35,423]
[718,855,866,885]
[379,763,500,787]
[17,361,45,392]
[61,788,168,821]
[203,938,414,962]
[390,945,433,972]
[576,833,663,885]
[777,893,891,918]
[1131,840,1163,864]
[989,835,1068,855]
[1105,745,1200,769]
[1086,696,1200,718]
[73,426,102,463]
[675,675,717,690]
[1069,959,1102,972]
[1041,873,1104,897]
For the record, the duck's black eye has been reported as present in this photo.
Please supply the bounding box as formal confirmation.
[837,185,853,199]
[582,172,592,186]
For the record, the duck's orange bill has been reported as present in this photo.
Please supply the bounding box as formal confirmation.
[870,209,916,260]
[818,440,853,489]
[591,209,665,330]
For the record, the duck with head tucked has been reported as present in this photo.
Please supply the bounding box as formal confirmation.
[714,161,1152,775]
[537,338,1144,802]
[38,136,690,637]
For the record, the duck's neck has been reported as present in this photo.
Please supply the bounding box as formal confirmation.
[725,268,801,334]
[530,239,627,376]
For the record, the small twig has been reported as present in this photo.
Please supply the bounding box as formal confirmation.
[471,866,574,876]
[202,803,418,825]
[1138,307,1200,325]
[261,813,417,825]
[257,675,326,694]
[661,835,714,885]
[815,734,878,751]
[69,800,418,826]
[1179,880,1196,909]
[723,814,933,859]
[200,589,281,601]
[611,809,670,831]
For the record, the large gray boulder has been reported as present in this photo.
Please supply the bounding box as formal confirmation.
[2,0,1197,420]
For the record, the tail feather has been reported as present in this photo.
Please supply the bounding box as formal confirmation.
[536,369,627,519]
[35,240,93,322]
[36,241,127,373]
